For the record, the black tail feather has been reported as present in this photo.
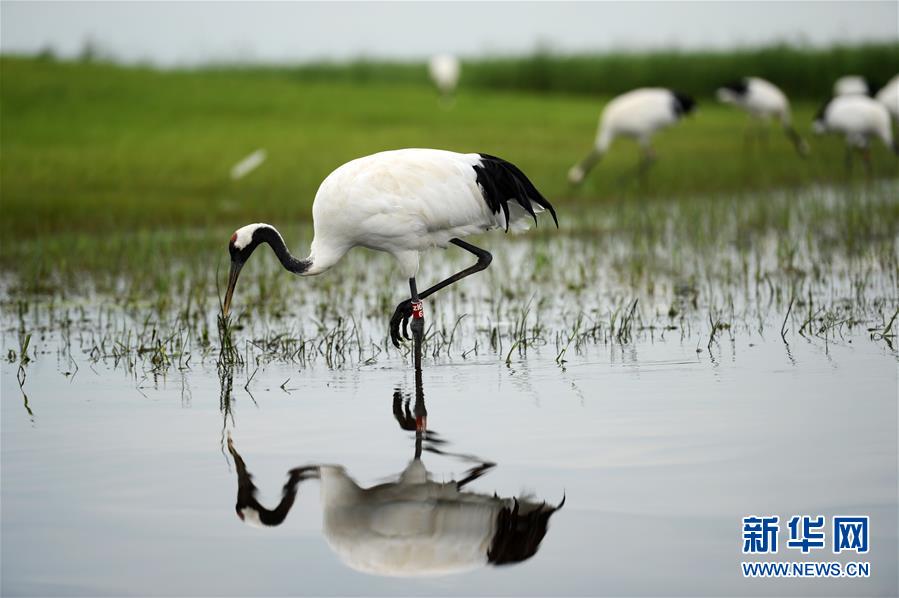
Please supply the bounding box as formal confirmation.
[670,90,697,117]
[473,154,558,231]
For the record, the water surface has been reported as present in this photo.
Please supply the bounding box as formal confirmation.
[2,185,898,595]
[2,335,896,596]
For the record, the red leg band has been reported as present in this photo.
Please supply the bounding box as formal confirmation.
[412,300,424,320]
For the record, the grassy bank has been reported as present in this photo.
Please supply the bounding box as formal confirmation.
[1,55,898,244]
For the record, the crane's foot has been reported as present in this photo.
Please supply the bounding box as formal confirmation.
[390,299,426,348]
[389,299,413,347]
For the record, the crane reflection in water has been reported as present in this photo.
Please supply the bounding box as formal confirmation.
[224,348,564,577]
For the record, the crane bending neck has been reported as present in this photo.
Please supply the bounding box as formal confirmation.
[252,226,312,275]
[252,225,344,276]
[270,237,313,275]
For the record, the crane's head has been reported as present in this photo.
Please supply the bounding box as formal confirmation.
[717,79,748,104]
[223,223,271,316]
[716,87,737,104]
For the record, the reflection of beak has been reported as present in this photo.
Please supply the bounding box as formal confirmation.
[223,261,243,316]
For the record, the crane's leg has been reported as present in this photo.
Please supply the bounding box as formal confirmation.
[455,462,497,489]
[408,277,425,346]
[413,351,426,435]
[408,276,426,429]
[783,125,809,157]
[758,121,770,147]
[389,239,492,348]
[638,141,657,178]
[742,119,753,152]
[861,146,873,177]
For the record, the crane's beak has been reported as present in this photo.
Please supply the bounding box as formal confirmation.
[223,260,243,316]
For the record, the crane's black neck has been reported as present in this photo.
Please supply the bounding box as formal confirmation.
[255,226,311,275]
[240,488,299,527]
[232,441,314,527]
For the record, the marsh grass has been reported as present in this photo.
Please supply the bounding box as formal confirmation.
[2,182,896,387]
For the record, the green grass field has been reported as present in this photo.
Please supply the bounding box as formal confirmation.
[2,55,897,245]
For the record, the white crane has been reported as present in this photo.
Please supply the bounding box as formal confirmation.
[874,74,899,122]
[429,54,461,100]
[833,75,869,97]
[812,95,898,169]
[222,149,557,348]
[227,437,563,575]
[316,462,562,575]
[716,77,809,156]
[568,87,696,185]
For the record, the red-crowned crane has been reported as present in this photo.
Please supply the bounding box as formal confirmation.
[813,95,898,170]
[222,149,556,350]
[568,87,696,185]
[226,436,564,575]
[716,77,809,156]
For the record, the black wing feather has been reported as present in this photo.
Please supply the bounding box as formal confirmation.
[473,153,558,232]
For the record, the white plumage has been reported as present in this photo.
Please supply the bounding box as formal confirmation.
[833,75,869,97]
[226,436,563,578]
[813,95,895,152]
[223,149,555,346]
[317,461,562,577]
[569,87,696,184]
[874,74,899,121]
[429,54,461,97]
[310,150,537,276]
[319,462,499,577]
[717,77,791,121]
[716,77,809,155]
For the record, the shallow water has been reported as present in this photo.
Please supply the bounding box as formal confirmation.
[2,184,898,595]
[2,333,896,596]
